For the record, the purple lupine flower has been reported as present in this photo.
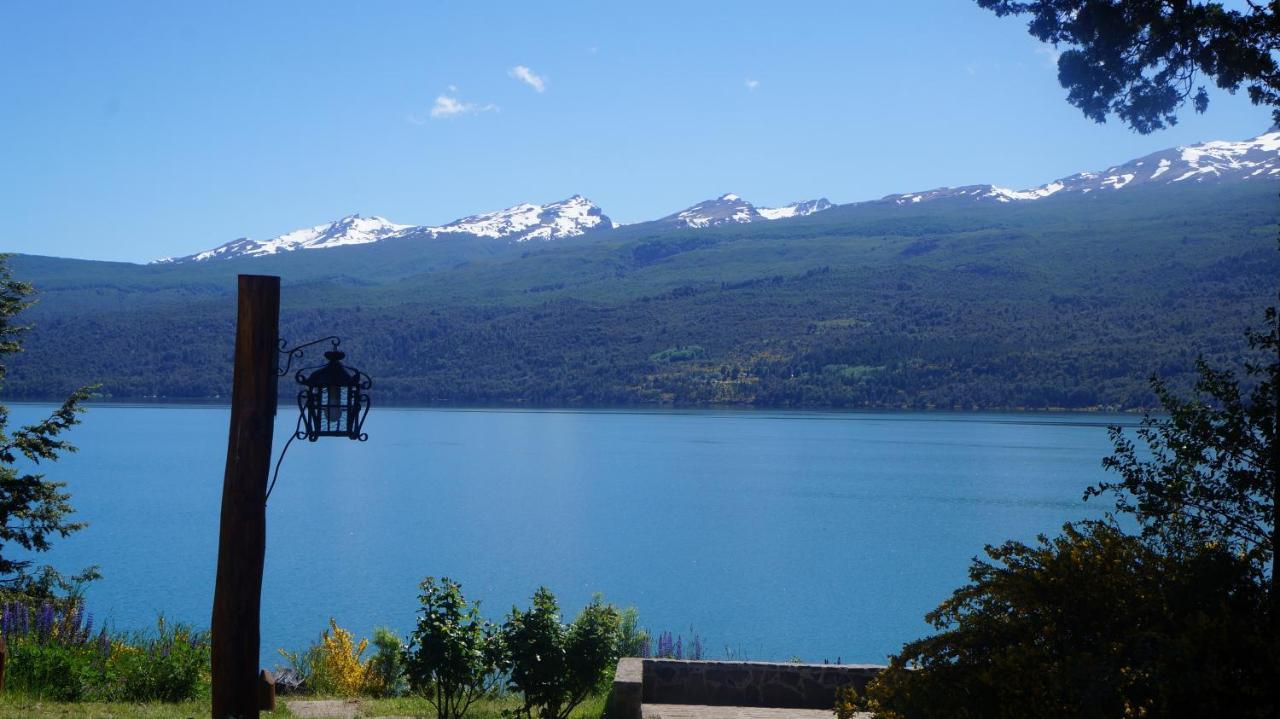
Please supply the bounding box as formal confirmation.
[36,603,56,640]
[656,631,673,658]
[640,634,652,658]
[96,629,111,658]
[674,636,682,660]
[2,603,13,637]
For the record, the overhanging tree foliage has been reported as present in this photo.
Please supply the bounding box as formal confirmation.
[865,521,1271,719]
[976,0,1280,132]
[0,255,97,597]
[1090,301,1278,595]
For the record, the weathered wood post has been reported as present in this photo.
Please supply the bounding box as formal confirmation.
[258,669,277,711]
[211,275,280,718]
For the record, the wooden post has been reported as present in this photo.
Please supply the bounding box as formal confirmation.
[258,669,277,711]
[211,275,280,719]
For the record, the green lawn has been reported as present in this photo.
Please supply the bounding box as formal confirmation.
[0,692,609,719]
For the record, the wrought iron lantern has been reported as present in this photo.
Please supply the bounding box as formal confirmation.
[294,346,371,442]
[277,336,371,442]
[266,336,371,503]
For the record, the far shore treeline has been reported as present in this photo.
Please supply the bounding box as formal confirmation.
[6,180,1278,411]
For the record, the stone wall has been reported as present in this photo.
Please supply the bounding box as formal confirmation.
[610,658,884,719]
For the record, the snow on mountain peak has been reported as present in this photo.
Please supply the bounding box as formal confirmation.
[883,127,1280,207]
[157,214,410,263]
[662,193,759,228]
[757,198,833,220]
[156,197,611,263]
[661,194,832,228]
[422,195,609,242]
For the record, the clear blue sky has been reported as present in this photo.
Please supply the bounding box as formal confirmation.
[1,1,1271,263]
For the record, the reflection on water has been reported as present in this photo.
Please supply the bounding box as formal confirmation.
[9,403,1119,662]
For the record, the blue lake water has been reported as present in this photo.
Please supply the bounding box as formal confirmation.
[7,403,1131,664]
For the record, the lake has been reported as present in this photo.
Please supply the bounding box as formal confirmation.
[7,403,1132,664]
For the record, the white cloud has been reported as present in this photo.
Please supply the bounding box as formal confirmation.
[745,78,760,91]
[431,95,470,117]
[425,94,496,120]
[509,65,547,92]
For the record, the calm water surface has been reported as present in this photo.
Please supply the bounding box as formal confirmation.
[9,404,1130,663]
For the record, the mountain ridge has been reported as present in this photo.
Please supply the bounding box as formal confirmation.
[154,127,1278,265]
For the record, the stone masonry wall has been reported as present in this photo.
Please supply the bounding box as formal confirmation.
[639,659,883,709]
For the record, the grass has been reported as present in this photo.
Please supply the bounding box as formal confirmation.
[0,691,610,719]
[360,691,607,718]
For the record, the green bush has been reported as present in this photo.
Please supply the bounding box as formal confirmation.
[865,521,1271,719]
[402,577,504,719]
[502,589,621,719]
[615,607,649,658]
[369,627,406,697]
[2,606,208,703]
[5,640,95,700]
[100,618,209,702]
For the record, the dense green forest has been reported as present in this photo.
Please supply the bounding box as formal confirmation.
[6,181,1277,410]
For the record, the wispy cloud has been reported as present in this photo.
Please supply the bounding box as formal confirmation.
[414,93,497,122]
[745,78,760,92]
[509,65,547,92]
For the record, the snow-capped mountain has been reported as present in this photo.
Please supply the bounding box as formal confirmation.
[757,198,833,220]
[155,128,1280,264]
[884,127,1280,206]
[419,195,609,242]
[660,193,760,228]
[156,215,410,263]
[159,196,610,263]
[658,193,833,228]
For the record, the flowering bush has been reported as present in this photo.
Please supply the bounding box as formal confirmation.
[279,618,381,696]
[102,617,209,702]
[651,630,704,660]
[1,602,208,702]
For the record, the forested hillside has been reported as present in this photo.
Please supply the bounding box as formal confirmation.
[6,180,1277,410]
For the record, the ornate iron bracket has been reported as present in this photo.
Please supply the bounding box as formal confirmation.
[276,336,341,377]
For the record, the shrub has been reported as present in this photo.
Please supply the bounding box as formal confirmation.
[864,521,1271,719]
[833,685,866,719]
[502,589,621,719]
[279,618,380,697]
[368,626,406,697]
[402,577,503,719]
[101,617,209,702]
[2,600,99,700]
[615,607,650,658]
[1,603,208,703]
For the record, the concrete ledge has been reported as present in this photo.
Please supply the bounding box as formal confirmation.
[611,658,884,718]
[610,657,645,719]
[642,703,863,719]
